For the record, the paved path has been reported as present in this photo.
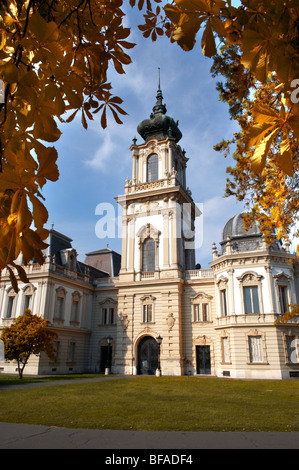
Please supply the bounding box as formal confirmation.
[1,375,299,449]
[0,422,299,449]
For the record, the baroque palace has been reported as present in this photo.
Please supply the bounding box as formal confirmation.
[1,85,299,380]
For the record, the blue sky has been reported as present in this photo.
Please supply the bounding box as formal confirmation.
[42,5,244,269]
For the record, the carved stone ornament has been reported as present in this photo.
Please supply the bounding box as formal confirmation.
[121,314,130,330]
[166,313,175,331]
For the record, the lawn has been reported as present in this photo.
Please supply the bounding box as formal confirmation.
[1,375,299,432]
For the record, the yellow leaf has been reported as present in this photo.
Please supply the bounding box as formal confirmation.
[0,30,6,50]
[252,103,279,124]
[278,136,293,177]
[29,13,59,43]
[250,128,278,174]
[36,146,59,185]
[1,63,18,84]
[28,193,49,231]
[201,18,217,57]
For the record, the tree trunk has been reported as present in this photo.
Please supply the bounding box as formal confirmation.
[17,359,23,379]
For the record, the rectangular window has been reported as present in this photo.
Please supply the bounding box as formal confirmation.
[286,336,297,363]
[71,301,79,322]
[220,289,227,317]
[24,295,32,312]
[54,341,60,362]
[109,308,114,324]
[102,308,107,324]
[68,342,76,362]
[202,303,209,322]
[248,336,264,363]
[143,304,152,323]
[222,337,230,363]
[279,286,288,314]
[6,297,14,318]
[243,286,260,314]
[194,304,200,322]
[142,238,155,272]
[56,297,64,319]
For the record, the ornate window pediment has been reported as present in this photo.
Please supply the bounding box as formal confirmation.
[190,292,213,302]
[273,272,292,282]
[190,292,212,322]
[137,223,160,243]
[237,271,263,285]
[99,297,117,325]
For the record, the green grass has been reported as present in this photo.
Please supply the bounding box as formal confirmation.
[0,373,105,386]
[1,376,299,432]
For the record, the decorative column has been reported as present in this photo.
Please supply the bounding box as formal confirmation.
[120,206,128,271]
[127,216,135,272]
[162,210,170,267]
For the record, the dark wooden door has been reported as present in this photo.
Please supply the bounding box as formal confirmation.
[196,345,211,374]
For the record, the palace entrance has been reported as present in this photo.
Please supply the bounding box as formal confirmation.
[196,345,211,375]
[137,336,159,375]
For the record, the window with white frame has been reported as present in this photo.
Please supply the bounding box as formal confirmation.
[220,289,228,317]
[237,272,263,315]
[6,295,14,319]
[194,304,200,322]
[23,294,31,312]
[202,303,209,322]
[22,284,35,314]
[5,289,16,319]
[222,337,230,363]
[141,295,155,323]
[193,303,209,322]
[137,224,160,274]
[142,237,155,272]
[54,287,66,321]
[143,304,153,323]
[99,298,117,325]
[191,292,212,323]
[101,307,115,325]
[217,277,228,317]
[273,273,291,315]
[248,335,264,363]
[146,153,158,182]
[279,285,289,314]
[71,291,81,323]
[243,286,260,314]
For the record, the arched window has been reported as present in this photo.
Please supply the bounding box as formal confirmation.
[142,237,155,272]
[146,154,158,182]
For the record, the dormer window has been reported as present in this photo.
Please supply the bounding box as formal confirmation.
[147,153,158,182]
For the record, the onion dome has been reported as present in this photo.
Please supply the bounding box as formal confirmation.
[137,73,182,143]
[220,212,262,253]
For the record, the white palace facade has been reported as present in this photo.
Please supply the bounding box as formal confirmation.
[1,85,299,380]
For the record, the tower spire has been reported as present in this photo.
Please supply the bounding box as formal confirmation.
[152,67,166,116]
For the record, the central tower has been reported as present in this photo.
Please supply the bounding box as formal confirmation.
[113,78,200,375]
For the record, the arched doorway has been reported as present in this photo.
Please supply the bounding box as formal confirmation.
[137,336,159,375]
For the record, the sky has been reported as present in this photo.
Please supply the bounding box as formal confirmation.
[42,4,245,269]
